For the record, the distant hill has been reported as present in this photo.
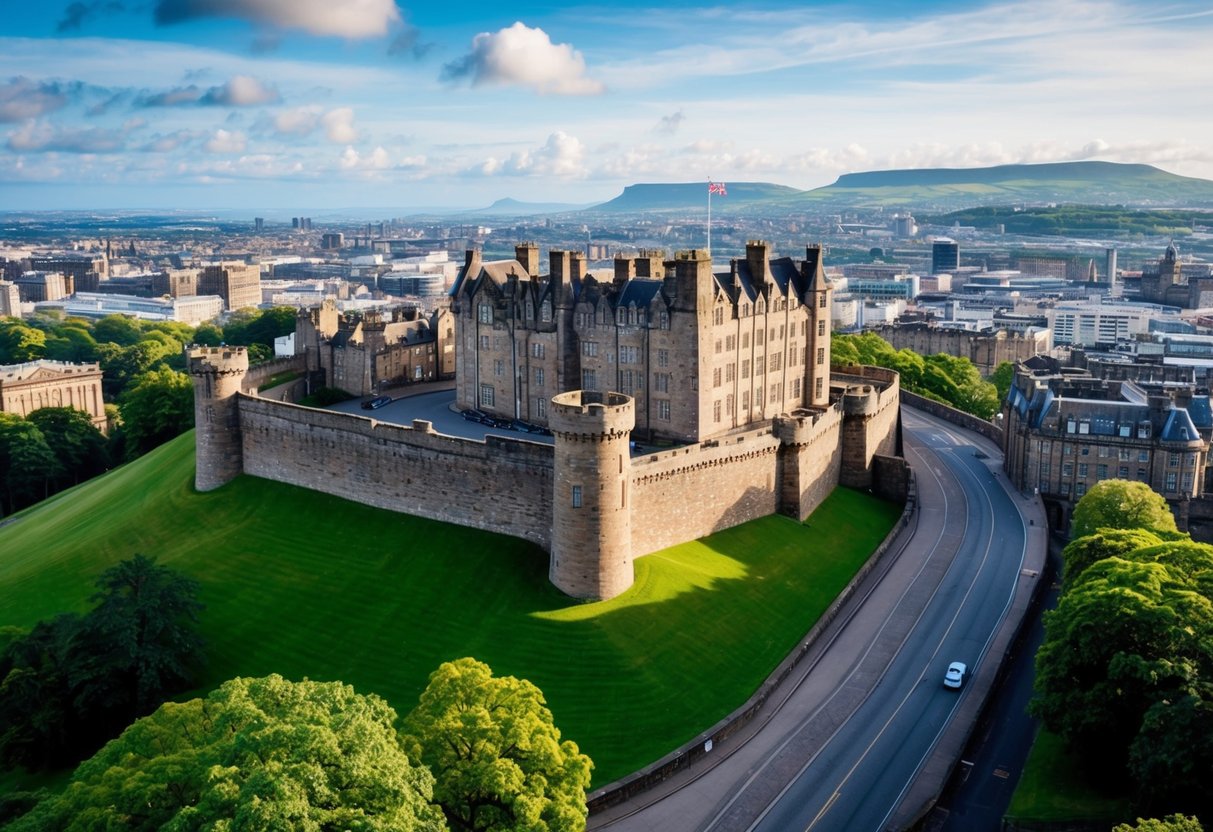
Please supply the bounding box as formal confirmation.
[794,161,1213,209]
[467,197,600,216]
[590,181,801,213]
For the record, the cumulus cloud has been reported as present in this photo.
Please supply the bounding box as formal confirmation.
[478,131,586,177]
[0,77,73,122]
[387,22,434,59]
[138,75,278,107]
[322,108,358,143]
[154,0,400,38]
[141,128,204,152]
[271,106,322,137]
[6,120,131,153]
[339,145,392,171]
[200,75,279,106]
[204,128,246,153]
[653,110,685,135]
[443,22,604,96]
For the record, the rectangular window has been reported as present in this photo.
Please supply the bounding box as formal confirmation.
[1166,472,1178,492]
[537,397,547,418]
[657,399,671,421]
[726,335,736,350]
[1119,465,1129,477]
[532,343,545,359]
[793,378,802,397]
[478,303,492,323]
[770,353,782,372]
[726,363,735,382]
[582,341,598,357]
[535,367,544,386]
[1062,462,1073,477]
[715,339,722,354]
[1184,472,1194,490]
[815,378,823,398]
[756,356,765,375]
[756,386,764,407]
[479,384,494,407]
[582,369,597,389]
[770,383,779,402]
[713,400,721,422]
[654,373,669,393]
[1098,446,1108,458]
[479,334,490,350]
[742,333,750,349]
[1137,467,1148,479]
[494,359,503,377]
[726,393,734,415]
[742,360,750,379]
[1097,464,1107,478]
[1119,448,1131,461]
[1078,463,1088,478]
[713,367,722,388]
[818,320,826,337]
[657,349,669,368]
[742,391,750,411]
[816,347,825,365]
[1138,450,1149,463]
[819,294,826,308]
[757,329,765,345]
[572,485,582,507]
[1169,452,1181,466]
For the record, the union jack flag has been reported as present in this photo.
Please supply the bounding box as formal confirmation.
[708,182,727,196]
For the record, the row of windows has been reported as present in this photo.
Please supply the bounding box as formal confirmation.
[1041,440,1196,467]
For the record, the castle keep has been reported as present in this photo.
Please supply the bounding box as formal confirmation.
[190,243,902,601]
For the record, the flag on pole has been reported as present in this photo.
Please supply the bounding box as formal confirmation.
[708,182,727,196]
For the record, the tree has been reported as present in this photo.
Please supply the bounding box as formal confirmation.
[91,314,144,347]
[27,407,109,488]
[403,657,592,832]
[9,675,447,832]
[1061,527,1165,587]
[1113,815,1204,832]
[0,322,46,364]
[0,556,205,771]
[118,366,193,459]
[989,361,1015,402]
[1070,479,1179,539]
[0,413,62,514]
[100,339,174,397]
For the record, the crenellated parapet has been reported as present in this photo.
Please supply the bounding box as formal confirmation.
[550,391,636,600]
[187,346,249,492]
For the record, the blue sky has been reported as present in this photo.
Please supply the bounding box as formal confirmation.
[2,0,1212,211]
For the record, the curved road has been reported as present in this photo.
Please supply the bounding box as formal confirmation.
[590,408,1043,832]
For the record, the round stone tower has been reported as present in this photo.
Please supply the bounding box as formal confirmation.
[187,345,249,492]
[549,390,636,600]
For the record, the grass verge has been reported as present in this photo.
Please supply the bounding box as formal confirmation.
[1005,728,1132,825]
[0,431,901,786]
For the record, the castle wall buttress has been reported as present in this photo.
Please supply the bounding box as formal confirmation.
[188,346,250,492]
[775,405,844,520]
[835,367,901,489]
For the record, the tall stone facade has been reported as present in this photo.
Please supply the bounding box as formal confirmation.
[188,346,249,492]
[451,241,832,443]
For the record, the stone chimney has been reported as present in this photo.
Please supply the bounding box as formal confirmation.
[514,242,539,277]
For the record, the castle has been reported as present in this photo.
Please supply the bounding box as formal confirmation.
[1139,242,1213,309]
[189,243,903,601]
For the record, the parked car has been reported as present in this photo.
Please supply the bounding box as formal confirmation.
[460,408,487,423]
[361,395,392,410]
[943,661,967,689]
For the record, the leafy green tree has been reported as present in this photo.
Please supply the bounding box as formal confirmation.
[0,413,62,514]
[42,325,98,363]
[403,657,592,832]
[100,339,174,397]
[118,366,193,459]
[193,322,224,346]
[989,361,1015,402]
[10,675,446,832]
[27,407,109,488]
[0,322,47,363]
[1113,815,1205,832]
[1128,695,1213,809]
[830,336,859,367]
[1061,527,1165,587]
[0,614,83,770]
[75,554,205,717]
[1070,479,1179,539]
[91,314,144,347]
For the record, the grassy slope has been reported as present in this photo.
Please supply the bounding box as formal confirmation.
[1006,729,1133,824]
[0,432,901,785]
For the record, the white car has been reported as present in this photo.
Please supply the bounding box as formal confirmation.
[943,661,967,689]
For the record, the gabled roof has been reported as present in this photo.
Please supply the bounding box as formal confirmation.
[616,279,664,308]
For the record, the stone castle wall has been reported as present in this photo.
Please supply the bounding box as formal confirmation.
[241,354,308,393]
[629,428,784,557]
[236,396,554,547]
[835,366,902,489]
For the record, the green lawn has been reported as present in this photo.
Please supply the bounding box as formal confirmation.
[0,431,901,786]
[1006,728,1133,826]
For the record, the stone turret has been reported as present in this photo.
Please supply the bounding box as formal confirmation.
[188,345,249,492]
[549,390,636,600]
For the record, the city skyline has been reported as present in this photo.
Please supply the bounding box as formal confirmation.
[3,0,1213,211]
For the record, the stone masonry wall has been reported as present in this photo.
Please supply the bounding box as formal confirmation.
[901,389,1004,445]
[237,396,554,547]
[241,355,307,393]
[629,427,783,557]
[836,366,901,488]
[781,405,845,520]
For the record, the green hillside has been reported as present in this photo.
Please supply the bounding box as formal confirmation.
[0,431,901,787]
[794,161,1213,209]
[591,181,801,213]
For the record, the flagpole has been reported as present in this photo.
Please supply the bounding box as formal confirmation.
[707,178,712,255]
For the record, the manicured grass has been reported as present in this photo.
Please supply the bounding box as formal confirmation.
[0,432,901,786]
[1006,728,1133,825]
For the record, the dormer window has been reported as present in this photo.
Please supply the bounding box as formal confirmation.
[659,310,670,330]
[541,301,552,322]
[478,303,492,324]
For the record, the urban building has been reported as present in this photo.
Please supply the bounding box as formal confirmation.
[932,239,959,274]
[870,321,1050,374]
[1139,242,1213,309]
[0,280,19,316]
[48,292,224,325]
[1003,359,1210,529]
[13,272,68,303]
[0,359,106,431]
[197,262,261,311]
[1048,299,1179,348]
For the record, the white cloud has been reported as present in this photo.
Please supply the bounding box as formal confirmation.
[339,145,392,171]
[322,108,358,143]
[201,74,279,106]
[653,110,685,135]
[272,106,322,136]
[6,119,131,153]
[0,77,72,122]
[154,0,400,39]
[204,128,246,153]
[478,131,587,177]
[443,23,604,96]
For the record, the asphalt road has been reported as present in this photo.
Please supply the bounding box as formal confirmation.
[590,408,1043,832]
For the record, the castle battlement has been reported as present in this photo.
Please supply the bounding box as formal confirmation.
[549,391,635,440]
[187,345,249,377]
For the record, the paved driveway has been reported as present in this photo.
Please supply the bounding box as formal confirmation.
[328,388,554,446]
